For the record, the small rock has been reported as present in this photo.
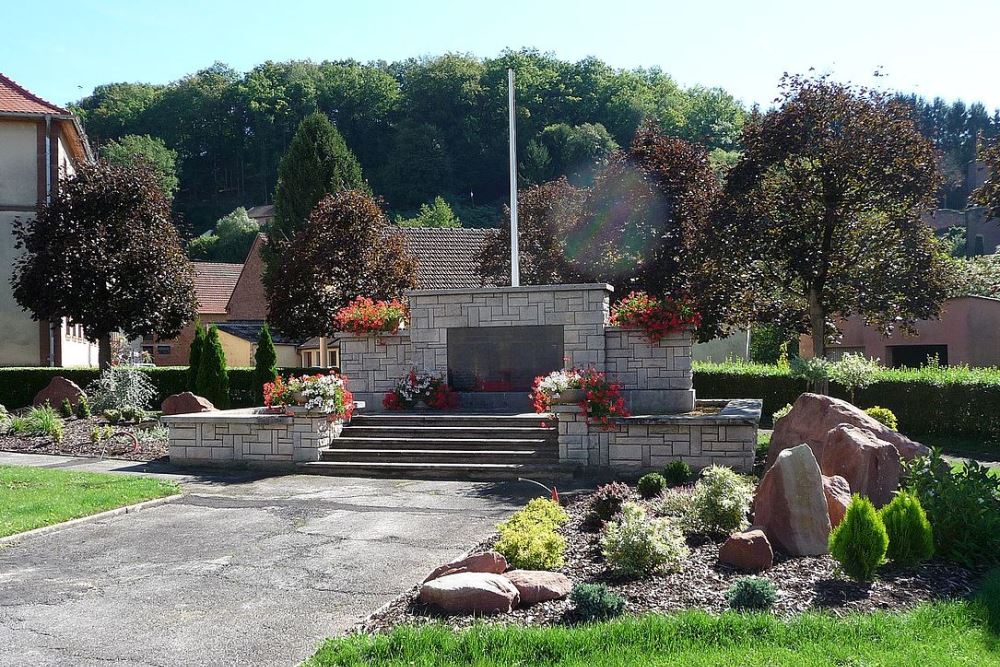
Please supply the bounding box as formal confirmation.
[161,392,215,416]
[822,474,852,527]
[752,443,832,556]
[503,570,572,605]
[819,424,900,508]
[33,376,85,409]
[718,528,773,572]
[419,572,520,614]
[422,551,508,584]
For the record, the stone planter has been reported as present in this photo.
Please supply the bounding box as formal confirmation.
[550,388,584,405]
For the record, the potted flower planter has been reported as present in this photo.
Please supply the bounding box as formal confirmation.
[550,388,584,405]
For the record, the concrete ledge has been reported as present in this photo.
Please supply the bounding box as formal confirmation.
[613,398,763,426]
[406,283,613,297]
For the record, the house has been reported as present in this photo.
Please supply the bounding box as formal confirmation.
[922,160,999,256]
[800,295,1000,367]
[246,204,274,228]
[150,234,302,367]
[0,73,98,366]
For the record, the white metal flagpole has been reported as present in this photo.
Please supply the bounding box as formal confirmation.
[508,68,520,287]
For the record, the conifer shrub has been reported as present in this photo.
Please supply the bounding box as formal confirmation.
[663,459,693,486]
[196,326,230,409]
[587,482,632,524]
[254,324,278,405]
[188,321,206,392]
[59,398,74,418]
[829,494,889,581]
[495,498,568,570]
[638,473,667,499]
[879,491,934,567]
[726,576,777,611]
[75,396,91,419]
[865,406,898,430]
[570,583,626,621]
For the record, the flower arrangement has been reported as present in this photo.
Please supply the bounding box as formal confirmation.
[531,368,630,428]
[264,371,355,421]
[383,369,458,410]
[610,291,701,343]
[333,296,408,336]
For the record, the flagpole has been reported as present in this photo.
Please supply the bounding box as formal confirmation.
[508,68,520,287]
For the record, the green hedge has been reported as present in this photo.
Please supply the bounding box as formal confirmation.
[694,361,1000,439]
[0,366,324,411]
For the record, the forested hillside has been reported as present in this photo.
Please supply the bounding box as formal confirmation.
[70,49,1000,234]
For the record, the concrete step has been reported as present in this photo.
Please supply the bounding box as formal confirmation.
[320,447,558,464]
[330,436,556,450]
[299,460,575,482]
[340,425,555,440]
[348,414,552,429]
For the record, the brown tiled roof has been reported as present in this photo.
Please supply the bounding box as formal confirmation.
[192,262,243,314]
[398,227,493,289]
[0,72,69,115]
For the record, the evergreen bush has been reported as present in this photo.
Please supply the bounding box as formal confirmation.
[570,583,626,621]
[59,398,74,418]
[688,466,754,534]
[587,482,632,524]
[196,326,230,409]
[879,491,934,567]
[663,460,693,486]
[726,576,777,611]
[637,473,667,499]
[600,502,688,577]
[829,494,889,581]
[494,498,568,570]
[254,323,278,405]
[75,396,91,419]
[188,321,206,392]
[865,406,898,430]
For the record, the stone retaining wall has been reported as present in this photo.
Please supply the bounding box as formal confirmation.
[553,399,761,473]
[335,332,411,408]
[605,327,695,413]
[162,408,342,469]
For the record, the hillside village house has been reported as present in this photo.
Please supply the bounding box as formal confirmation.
[0,73,98,366]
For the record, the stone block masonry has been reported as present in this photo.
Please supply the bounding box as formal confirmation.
[163,408,342,470]
[605,327,695,413]
[336,332,411,409]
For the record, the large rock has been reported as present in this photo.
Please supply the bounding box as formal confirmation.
[422,551,508,584]
[718,528,773,572]
[767,393,926,469]
[33,376,85,408]
[819,425,900,507]
[161,392,215,416]
[753,444,831,556]
[503,570,572,605]
[419,572,520,614]
[822,474,852,527]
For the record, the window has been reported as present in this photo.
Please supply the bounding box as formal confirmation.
[327,348,340,369]
[156,345,171,355]
[825,346,866,362]
[887,344,948,368]
[141,345,154,356]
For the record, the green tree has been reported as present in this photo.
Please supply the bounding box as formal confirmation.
[188,321,206,392]
[531,122,618,185]
[265,189,417,338]
[715,74,956,358]
[376,122,453,209]
[11,160,197,367]
[187,207,261,262]
[99,134,180,200]
[270,112,365,248]
[196,325,230,408]
[254,323,278,404]
[395,196,461,228]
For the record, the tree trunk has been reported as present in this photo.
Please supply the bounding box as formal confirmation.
[98,334,113,369]
[807,288,830,395]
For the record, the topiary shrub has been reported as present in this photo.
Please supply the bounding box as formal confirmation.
[254,323,278,405]
[689,465,755,534]
[663,459,692,486]
[600,501,688,577]
[570,583,626,621]
[638,473,667,499]
[587,482,632,524]
[865,405,898,430]
[829,494,889,581]
[879,491,934,567]
[726,576,778,611]
[495,497,569,570]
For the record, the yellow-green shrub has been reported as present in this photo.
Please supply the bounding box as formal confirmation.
[495,497,568,570]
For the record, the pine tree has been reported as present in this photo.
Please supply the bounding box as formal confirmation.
[188,321,206,392]
[270,112,365,249]
[254,323,278,404]
[196,325,230,409]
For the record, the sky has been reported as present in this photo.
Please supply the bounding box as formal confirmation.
[3,0,999,110]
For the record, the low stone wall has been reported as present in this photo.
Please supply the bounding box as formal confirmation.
[162,408,342,469]
[553,399,761,474]
[335,332,411,409]
[605,327,695,413]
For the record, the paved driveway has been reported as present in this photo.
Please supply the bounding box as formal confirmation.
[0,456,531,666]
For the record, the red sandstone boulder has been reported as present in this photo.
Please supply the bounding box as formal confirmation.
[422,551,508,584]
[718,528,773,572]
[753,444,831,556]
[419,572,520,614]
[819,425,900,507]
[503,570,572,605]
[33,376,85,409]
[767,393,926,469]
[161,392,216,416]
[822,474,852,527]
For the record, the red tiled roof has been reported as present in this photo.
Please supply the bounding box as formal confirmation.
[0,73,69,115]
[192,262,243,314]
[398,227,493,289]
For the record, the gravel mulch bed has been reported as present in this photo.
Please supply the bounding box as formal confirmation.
[357,490,982,634]
[0,416,167,462]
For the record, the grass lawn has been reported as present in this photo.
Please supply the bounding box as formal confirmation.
[0,465,179,538]
[306,573,1000,666]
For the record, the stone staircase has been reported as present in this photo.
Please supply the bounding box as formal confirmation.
[300,413,571,480]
